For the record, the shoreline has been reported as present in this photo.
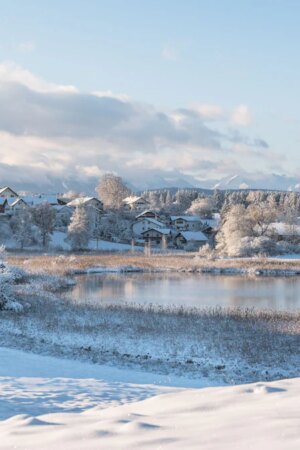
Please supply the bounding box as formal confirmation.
[8,252,300,277]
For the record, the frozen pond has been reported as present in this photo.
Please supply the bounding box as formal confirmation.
[64,273,300,311]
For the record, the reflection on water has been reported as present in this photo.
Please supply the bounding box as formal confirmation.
[63,273,300,311]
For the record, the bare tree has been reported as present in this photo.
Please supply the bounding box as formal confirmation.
[96,173,131,209]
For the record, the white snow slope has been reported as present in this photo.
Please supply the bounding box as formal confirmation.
[0,347,299,449]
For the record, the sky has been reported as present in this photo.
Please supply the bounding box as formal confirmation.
[0,0,299,191]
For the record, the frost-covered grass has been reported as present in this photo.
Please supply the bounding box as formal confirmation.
[1,290,299,384]
[8,253,300,277]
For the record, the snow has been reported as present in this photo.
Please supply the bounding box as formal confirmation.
[178,230,208,241]
[48,232,143,252]
[88,239,142,251]
[0,347,299,449]
[271,222,300,236]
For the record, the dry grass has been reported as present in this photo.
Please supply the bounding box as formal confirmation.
[7,253,300,276]
[1,296,300,384]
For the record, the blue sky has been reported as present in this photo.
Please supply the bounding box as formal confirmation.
[0,0,299,190]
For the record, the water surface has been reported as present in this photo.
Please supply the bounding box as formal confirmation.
[63,273,300,311]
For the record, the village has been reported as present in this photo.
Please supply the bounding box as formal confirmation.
[0,185,219,252]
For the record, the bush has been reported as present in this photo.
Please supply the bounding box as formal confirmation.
[198,243,216,260]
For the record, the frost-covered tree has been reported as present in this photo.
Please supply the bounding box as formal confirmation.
[247,203,278,236]
[100,212,132,241]
[187,197,214,218]
[175,190,193,212]
[216,203,279,256]
[216,204,253,256]
[31,203,56,248]
[96,173,131,209]
[10,209,35,249]
[67,207,90,250]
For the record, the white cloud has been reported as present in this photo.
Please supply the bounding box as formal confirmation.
[192,104,223,120]
[231,104,252,126]
[93,90,129,101]
[0,62,272,191]
[0,61,78,93]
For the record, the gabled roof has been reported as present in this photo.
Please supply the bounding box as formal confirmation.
[67,197,103,207]
[123,196,149,205]
[136,217,165,228]
[8,198,28,207]
[176,231,208,242]
[171,215,202,223]
[136,209,158,218]
[0,186,19,197]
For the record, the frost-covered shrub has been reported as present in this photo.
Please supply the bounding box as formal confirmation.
[0,249,24,311]
[219,235,279,257]
[198,243,216,260]
[0,267,23,311]
[250,236,278,256]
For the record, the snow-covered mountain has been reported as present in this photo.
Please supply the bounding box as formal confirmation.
[206,174,300,192]
[2,163,300,194]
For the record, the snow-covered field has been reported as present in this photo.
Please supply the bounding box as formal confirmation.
[0,347,299,450]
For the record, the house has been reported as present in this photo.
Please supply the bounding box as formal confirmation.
[7,198,29,215]
[135,210,160,220]
[170,215,203,231]
[175,231,208,250]
[199,214,221,236]
[141,227,172,246]
[122,196,150,212]
[0,187,19,199]
[132,217,166,237]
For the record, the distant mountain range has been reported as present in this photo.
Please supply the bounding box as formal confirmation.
[3,167,300,195]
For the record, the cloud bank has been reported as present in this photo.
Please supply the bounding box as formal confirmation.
[0,61,284,192]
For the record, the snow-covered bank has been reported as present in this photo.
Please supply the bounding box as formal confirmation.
[0,347,299,450]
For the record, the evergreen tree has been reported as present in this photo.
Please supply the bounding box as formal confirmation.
[67,207,90,250]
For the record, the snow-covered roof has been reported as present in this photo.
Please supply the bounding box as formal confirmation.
[0,186,18,197]
[138,217,165,228]
[21,195,60,206]
[7,198,27,207]
[141,227,171,235]
[177,231,208,242]
[200,218,220,230]
[67,197,102,207]
[171,215,202,223]
[136,210,158,218]
[123,196,149,205]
